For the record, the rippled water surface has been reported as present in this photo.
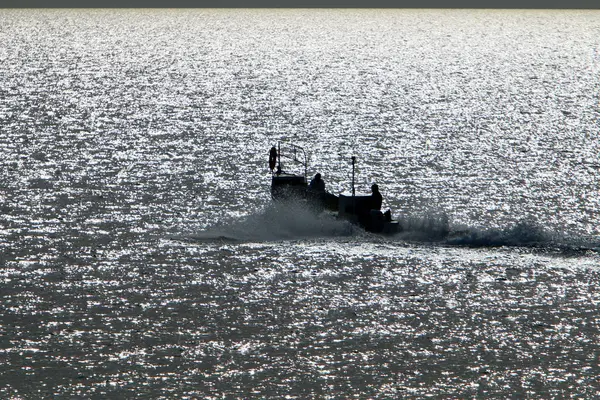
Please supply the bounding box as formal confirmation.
[1,8,600,398]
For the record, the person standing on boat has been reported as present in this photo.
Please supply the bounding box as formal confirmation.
[370,184,382,210]
[309,173,325,193]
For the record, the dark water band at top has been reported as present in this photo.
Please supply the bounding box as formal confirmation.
[2,0,599,8]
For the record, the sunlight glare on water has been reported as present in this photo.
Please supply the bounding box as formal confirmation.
[1,8,600,398]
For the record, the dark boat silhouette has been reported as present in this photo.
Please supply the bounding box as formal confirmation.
[269,142,400,234]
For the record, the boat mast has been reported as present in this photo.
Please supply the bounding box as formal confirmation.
[351,156,356,197]
[278,142,281,172]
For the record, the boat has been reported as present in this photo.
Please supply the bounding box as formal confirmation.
[268,142,401,234]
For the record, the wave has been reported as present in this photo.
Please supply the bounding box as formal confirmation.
[443,220,600,254]
[390,211,598,253]
[187,204,599,255]
[189,202,357,242]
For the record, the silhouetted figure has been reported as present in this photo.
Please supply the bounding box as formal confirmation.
[370,183,382,210]
[384,209,392,222]
[355,183,385,232]
[309,173,325,193]
[269,146,277,171]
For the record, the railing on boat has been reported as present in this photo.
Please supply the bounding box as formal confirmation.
[274,141,307,179]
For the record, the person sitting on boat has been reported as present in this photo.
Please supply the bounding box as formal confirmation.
[307,173,326,212]
[309,173,326,193]
[370,184,392,222]
[370,183,382,210]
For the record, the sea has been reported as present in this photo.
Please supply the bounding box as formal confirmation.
[1,8,600,398]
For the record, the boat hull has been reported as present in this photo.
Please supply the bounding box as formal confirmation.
[271,175,400,235]
[338,195,400,234]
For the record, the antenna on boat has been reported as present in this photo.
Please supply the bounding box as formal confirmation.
[351,156,356,197]
[277,142,281,171]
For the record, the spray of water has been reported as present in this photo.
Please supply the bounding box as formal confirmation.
[444,219,600,254]
[190,201,357,242]
[189,201,599,254]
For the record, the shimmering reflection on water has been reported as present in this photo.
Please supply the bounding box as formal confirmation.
[5,238,600,397]
[1,8,600,398]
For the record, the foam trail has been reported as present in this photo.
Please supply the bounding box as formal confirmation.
[394,211,451,242]
[190,202,357,242]
[388,212,600,254]
[188,204,599,253]
[444,219,600,254]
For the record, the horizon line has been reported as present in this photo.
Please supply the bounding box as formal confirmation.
[2,1,599,9]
